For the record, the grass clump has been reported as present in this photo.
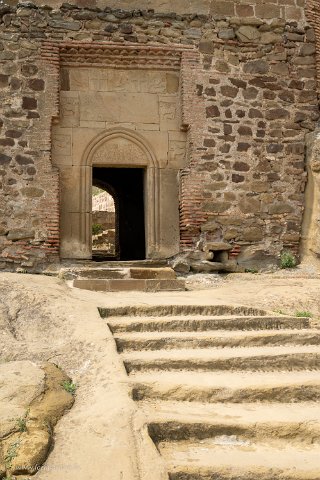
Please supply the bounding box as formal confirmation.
[296,311,312,318]
[5,440,20,469]
[280,251,297,269]
[92,223,104,236]
[61,380,77,396]
[16,409,29,432]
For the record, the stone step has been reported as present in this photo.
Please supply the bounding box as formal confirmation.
[160,441,320,480]
[100,305,270,318]
[72,266,176,280]
[122,345,320,373]
[73,278,185,292]
[129,267,176,280]
[130,370,320,403]
[108,315,310,333]
[142,401,320,443]
[75,268,128,279]
[114,328,320,352]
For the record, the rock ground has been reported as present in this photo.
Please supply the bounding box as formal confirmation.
[0,267,319,479]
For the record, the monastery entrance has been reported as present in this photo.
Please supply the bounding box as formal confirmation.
[51,50,190,262]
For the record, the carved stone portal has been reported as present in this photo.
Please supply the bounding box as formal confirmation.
[52,61,186,261]
[54,128,181,259]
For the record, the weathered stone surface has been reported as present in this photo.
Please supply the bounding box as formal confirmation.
[243,60,269,74]
[236,25,261,42]
[7,228,35,240]
[49,19,81,30]
[0,154,11,165]
[218,28,235,40]
[0,361,45,439]
[20,187,44,198]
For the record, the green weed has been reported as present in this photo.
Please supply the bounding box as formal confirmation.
[280,251,297,269]
[295,311,312,318]
[61,380,77,396]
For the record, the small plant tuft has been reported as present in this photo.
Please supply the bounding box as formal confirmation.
[245,268,258,274]
[280,251,297,269]
[296,311,312,318]
[5,440,20,469]
[92,223,104,236]
[16,409,29,432]
[61,380,77,396]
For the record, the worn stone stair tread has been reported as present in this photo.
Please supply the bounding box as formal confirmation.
[122,345,320,361]
[130,369,320,388]
[108,315,309,333]
[114,328,320,351]
[139,400,320,426]
[73,278,186,292]
[130,370,320,402]
[162,441,320,479]
[123,345,320,373]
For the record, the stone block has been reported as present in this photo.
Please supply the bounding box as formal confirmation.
[236,4,254,17]
[210,1,235,16]
[168,131,187,168]
[52,129,72,159]
[236,26,260,42]
[255,4,281,19]
[69,68,89,91]
[129,267,176,280]
[204,242,232,251]
[60,91,80,127]
[60,212,91,259]
[159,169,180,258]
[72,128,105,166]
[137,130,169,167]
[7,228,35,241]
[159,95,180,131]
[88,68,167,94]
[80,92,159,124]
[59,166,91,213]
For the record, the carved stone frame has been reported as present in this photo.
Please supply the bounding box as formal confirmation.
[80,128,160,259]
[44,41,204,259]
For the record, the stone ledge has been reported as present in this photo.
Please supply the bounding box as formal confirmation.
[73,278,186,292]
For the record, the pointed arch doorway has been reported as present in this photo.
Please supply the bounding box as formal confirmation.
[59,128,178,261]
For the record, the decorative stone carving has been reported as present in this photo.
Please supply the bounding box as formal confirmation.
[92,138,147,166]
[59,93,79,127]
[169,140,186,168]
[160,100,177,120]
[59,44,183,71]
[52,134,71,156]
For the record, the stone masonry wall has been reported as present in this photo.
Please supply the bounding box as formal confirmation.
[0,0,319,270]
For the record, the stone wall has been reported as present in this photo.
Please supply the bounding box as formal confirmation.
[0,0,319,270]
[92,191,115,212]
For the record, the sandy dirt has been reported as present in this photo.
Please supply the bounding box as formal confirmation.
[0,267,319,479]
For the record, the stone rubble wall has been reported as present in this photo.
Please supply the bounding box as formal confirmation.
[0,0,319,269]
[92,191,115,212]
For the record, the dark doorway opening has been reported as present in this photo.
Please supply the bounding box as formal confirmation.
[92,167,146,261]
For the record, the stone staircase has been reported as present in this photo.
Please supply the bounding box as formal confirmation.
[101,305,320,480]
[66,262,185,292]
